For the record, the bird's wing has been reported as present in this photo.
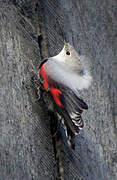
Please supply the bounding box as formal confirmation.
[57,87,88,135]
[49,85,88,150]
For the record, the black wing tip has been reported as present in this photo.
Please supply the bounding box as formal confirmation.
[84,103,88,110]
[77,97,88,110]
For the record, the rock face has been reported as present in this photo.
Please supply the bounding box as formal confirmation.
[0,0,116,180]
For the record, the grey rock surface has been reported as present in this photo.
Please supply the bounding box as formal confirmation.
[0,1,55,180]
[0,0,117,180]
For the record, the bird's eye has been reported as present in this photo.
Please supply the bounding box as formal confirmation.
[66,51,70,55]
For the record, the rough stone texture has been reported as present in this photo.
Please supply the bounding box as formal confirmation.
[0,1,55,180]
[0,0,117,180]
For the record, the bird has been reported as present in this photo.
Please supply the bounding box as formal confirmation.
[38,42,92,149]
